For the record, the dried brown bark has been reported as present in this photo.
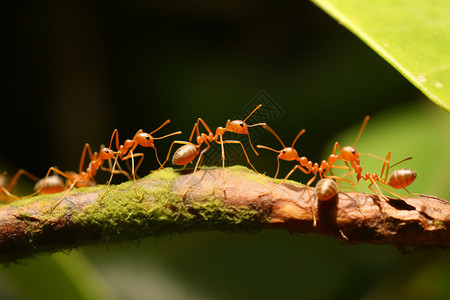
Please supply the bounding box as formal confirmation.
[0,167,448,263]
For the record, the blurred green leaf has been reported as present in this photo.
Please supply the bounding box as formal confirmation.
[313,0,450,112]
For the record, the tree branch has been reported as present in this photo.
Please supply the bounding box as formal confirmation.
[0,166,449,263]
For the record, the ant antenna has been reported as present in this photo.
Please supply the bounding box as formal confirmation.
[243,104,262,123]
[291,129,306,148]
[256,145,281,154]
[352,115,370,147]
[150,119,170,135]
[153,131,183,140]
[390,157,413,169]
[263,125,286,148]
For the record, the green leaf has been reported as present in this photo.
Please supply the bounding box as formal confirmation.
[312,0,450,112]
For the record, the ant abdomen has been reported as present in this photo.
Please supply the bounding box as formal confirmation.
[172,144,198,166]
[388,168,417,189]
[315,178,338,201]
[33,175,65,194]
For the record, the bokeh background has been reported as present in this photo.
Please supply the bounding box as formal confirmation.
[2,1,449,299]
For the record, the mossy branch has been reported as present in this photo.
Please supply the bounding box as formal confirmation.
[0,166,449,263]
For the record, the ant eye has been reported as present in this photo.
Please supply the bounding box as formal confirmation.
[146,136,150,140]
[105,149,109,153]
[240,122,244,127]
[352,150,356,154]
[282,150,286,154]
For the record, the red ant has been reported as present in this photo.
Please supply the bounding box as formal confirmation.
[324,116,387,182]
[257,125,350,225]
[103,120,182,198]
[1,170,64,202]
[358,151,418,198]
[20,143,116,209]
[160,104,266,196]
[257,125,348,188]
[2,169,66,201]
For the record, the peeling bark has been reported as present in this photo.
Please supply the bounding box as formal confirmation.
[0,167,448,263]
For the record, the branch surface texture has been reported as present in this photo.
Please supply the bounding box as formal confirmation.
[0,166,448,263]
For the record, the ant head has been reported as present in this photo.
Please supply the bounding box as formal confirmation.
[340,146,360,165]
[227,120,248,135]
[279,147,299,161]
[99,148,115,160]
[136,132,155,148]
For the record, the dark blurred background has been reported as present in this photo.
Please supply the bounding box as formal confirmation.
[2,1,449,300]
[2,0,418,179]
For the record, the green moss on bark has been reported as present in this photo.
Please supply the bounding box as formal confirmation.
[70,168,266,244]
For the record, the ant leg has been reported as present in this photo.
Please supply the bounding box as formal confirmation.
[196,118,214,136]
[78,144,96,175]
[359,152,389,164]
[403,188,420,197]
[119,151,144,198]
[132,152,145,177]
[306,174,318,226]
[108,129,121,151]
[367,180,390,225]
[220,140,259,173]
[330,165,366,220]
[219,134,226,195]
[378,184,409,199]
[158,141,193,171]
[1,187,18,202]
[246,132,260,156]
[274,157,281,179]
[188,122,199,143]
[51,177,82,210]
[152,147,163,170]
[181,143,210,198]
[380,151,392,183]
[260,164,310,197]
[331,142,342,157]
[5,169,41,197]
[21,167,70,199]
[188,118,213,143]
[101,160,132,181]
[129,151,141,198]
[98,156,120,202]
[122,151,145,178]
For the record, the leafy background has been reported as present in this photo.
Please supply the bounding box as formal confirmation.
[1,1,449,299]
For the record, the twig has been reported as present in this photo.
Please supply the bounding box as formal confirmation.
[0,166,448,263]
